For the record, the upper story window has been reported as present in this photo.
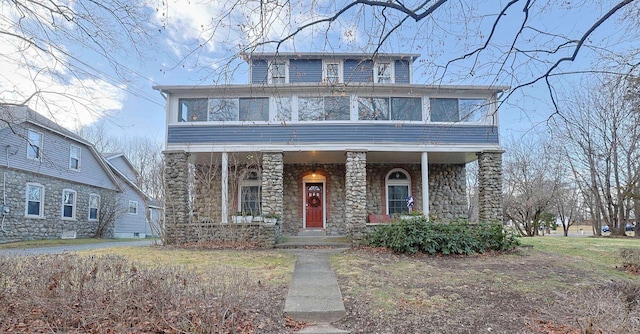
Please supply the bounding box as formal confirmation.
[239,98,269,121]
[25,183,44,218]
[299,96,350,121]
[89,194,100,221]
[27,129,43,160]
[358,97,421,121]
[430,98,487,122]
[374,62,393,83]
[62,189,76,219]
[178,98,207,122]
[323,61,342,84]
[129,200,138,215]
[269,60,288,84]
[69,145,81,170]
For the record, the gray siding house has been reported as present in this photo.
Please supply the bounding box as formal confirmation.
[0,106,157,243]
[155,52,506,245]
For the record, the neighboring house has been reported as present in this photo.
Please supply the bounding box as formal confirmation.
[154,52,507,245]
[0,105,159,243]
[102,153,162,238]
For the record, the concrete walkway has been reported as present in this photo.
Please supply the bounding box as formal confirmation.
[284,249,350,334]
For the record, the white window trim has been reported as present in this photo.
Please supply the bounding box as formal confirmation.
[129,200,138,215]
[323,60,343,84]
[88,193,100,221]
[25,182,45,218]
[69,144,81,171]
[385,168,411,215]
[26,129,43,161]
[61,189,77,220]
[374,61,394,84]
[237,170,262,215]
[268,59,289,84]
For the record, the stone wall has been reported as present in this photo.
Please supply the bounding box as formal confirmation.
[181,222,277,248]
[477,151,504,223]
[366,164,467,221]
[0,167,113,243]
[345,151,368,244]
[163,151,191,244]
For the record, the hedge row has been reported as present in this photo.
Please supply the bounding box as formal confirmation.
[365,218,520,255]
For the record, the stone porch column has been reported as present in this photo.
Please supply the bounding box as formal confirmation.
[221,152,229,224]
[345,151,367,245]
[163,150,191,244]
[477,150,504,223]
[261,151,284,218]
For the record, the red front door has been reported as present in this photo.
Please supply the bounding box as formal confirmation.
[305,183,323,228]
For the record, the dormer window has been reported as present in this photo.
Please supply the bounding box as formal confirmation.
[269,60,288,84]
[323,61,342,84]
[374,62,393,83]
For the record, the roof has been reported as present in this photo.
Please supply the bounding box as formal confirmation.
[245,52,421,62]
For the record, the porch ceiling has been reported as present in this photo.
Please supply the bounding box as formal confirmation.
[190,151,478,165]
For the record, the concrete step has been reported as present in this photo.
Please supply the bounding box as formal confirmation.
[297,229,327,236]
[275,236,351,249]
[297,323,350,334]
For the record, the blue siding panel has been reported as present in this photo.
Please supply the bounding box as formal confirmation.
[167,124,499,145]
[251,59,268,84]
[290,59,322,83]
[344,59,373,83]
[395,60,410,84]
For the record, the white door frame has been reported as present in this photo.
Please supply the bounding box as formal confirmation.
[302,175,326,229]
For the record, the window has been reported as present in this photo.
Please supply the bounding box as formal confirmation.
[178,98,208,122]
[323,62,342,84]
[89,194,100,220]
[69,145,81,170]
[269,60,288,84]
[62,189,76,219]
[374,62,393,83]
[238,170,261,216]
[359,97,390,120]
[359,97,423,121]
[391,98,422,121]
[25,183,44,217]
[299,96,350,121]
[430,98,487,122]
[274,96,292,121]
[386,169,411,215]
[208,98,239,121]
[239,98,269,121]
[27,129,43,160]
[129,201,138,215]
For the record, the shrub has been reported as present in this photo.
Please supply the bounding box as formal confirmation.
[365,218,520,255]
[620,248,640,274]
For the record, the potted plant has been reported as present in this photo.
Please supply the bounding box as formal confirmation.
[263,213,280,225]
[232,211,253,223]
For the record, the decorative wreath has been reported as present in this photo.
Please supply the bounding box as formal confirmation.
[309,195,321,207]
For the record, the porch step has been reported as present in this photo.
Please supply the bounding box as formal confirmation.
[275,236,351,249]
[296,323,350,334]
[298,229,327,237]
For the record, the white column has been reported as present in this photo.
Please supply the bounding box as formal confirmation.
[221,152,229,224]
[421,152,430,217]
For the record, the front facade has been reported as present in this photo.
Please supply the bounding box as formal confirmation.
[156,52,506,245]
[0,106,158,243]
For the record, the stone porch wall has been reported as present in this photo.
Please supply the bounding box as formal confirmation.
[0,167,112,244]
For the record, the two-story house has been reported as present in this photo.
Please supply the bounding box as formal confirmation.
[155,52,506,245]
[0,105,158,243]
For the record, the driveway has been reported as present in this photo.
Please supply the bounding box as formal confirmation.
[0,239,156,256]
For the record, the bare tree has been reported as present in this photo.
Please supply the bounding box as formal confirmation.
[94,190,128,238]
[503,136,563,236]
[551,75,640,236]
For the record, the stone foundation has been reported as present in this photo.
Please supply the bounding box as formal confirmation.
[187,222,278,248]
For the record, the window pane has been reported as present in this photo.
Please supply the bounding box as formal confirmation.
[299,97,324,121]
[241,186,261,215]
[324,96,350,120]
[28,186,41,201]
[430,98,459,122]
[28,201,40,215]
[63,205,73,217]
[274,96,291,121]
[179,98,208,122]
[459,99,487,122]
[239,98,269,121]
[358,97,389,120]
[391,97,422,121]
[326,63,339,83]
[28,130,41,159]
[129,202,137,214]
[208,98,239,121]
[376,63,392,83]
[271,61,286,83]
[388,185,409,214]
[89,208,98,220]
